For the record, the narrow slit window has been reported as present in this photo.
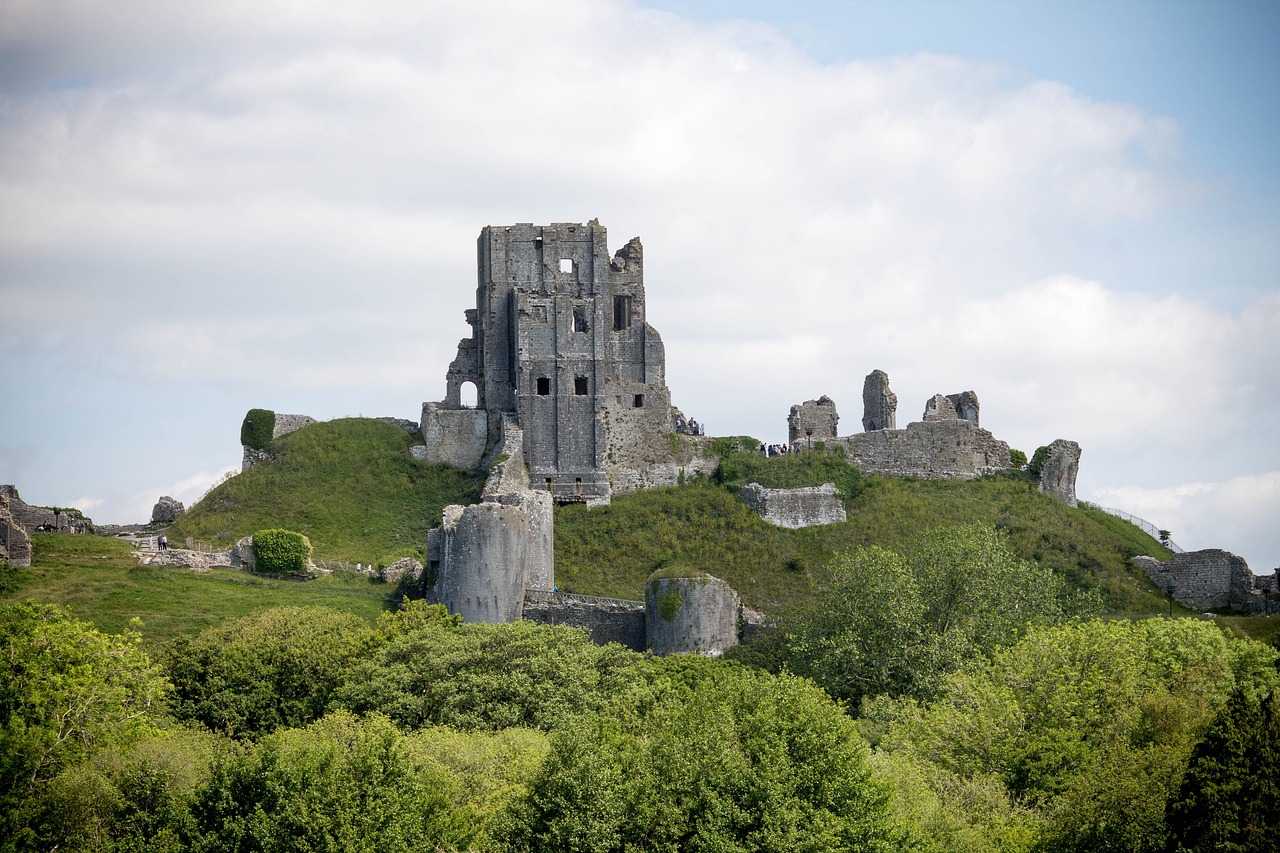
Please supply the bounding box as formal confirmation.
[574,376,588,395]
[573,306,588,333]
[545,478,553,491]
[574,477,582,496]
[537,376,550,396]
[613,295,632,330]
[633,394,644,408]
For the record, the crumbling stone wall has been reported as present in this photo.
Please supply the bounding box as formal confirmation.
[1132,549,1273,614]
[946,391,980,425]
[737,483,846,528]
[1,490,32,567]
[646,574,742,656]
[862,370,897,431]
[788,396,839,446]
[523,597,646,651]
[421,403,488,469]
[834,418,1012,479]
[1037,439,1081,507]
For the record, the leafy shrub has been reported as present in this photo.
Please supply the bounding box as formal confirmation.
[1028,445,1050,477]
[252,529,312,575]
[240,408,276,450]
[1009,448,1028,468]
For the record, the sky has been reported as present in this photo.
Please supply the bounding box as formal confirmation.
[1,0,1277,573]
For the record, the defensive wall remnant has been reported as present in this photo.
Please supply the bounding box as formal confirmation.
[1,488,32,568]
[737,482,847,529]
[1132,550,1277,614]
[646,574,743,657]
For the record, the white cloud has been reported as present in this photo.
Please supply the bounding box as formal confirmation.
[122,466,240,526]
[1091,472,1280,574]
[0,0,1275,568]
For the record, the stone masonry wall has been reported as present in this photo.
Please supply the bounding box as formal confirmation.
[788,396,839,446]
[421,403,489,470]
[646,575,741,656]
[737,482,846,529]
[1132,549,1273,614]
[523,598,646,651]
[1,490,32,567]
[833,418,1012,479]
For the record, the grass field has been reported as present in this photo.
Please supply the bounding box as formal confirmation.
[2,533,395,646]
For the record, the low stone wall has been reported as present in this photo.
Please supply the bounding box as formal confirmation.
[421,403,488,469]
[1132,549,1274,614]
[737,482,846,528]
[136,548,232,570]
[523,598,646,651]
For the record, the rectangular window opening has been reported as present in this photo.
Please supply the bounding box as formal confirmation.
[559,258,573,274]
[536,376,550,396]
[573,306,588,333]
[574,477,582,496]
[613,295,632,331]
[574,376,588,396]
[545,478,553,492]
[634,394,644,408]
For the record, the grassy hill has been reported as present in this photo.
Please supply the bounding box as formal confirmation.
[2,533,392,646]
[168,418,484,564]
[555,464,1175,614]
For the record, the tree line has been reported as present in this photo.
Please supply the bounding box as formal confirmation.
[2,524,1277,851]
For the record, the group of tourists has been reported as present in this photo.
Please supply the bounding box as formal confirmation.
[674,416,705,436]
[760,443,791,457]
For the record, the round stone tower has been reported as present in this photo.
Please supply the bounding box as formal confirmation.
[645,572,741,656]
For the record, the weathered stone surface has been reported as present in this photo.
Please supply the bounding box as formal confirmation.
[737,482,846,529]
[150,496,184,525]
[1,490,32,567]
[946,391,980,426]
[380,557,424,585]
[788,396,839,446]
[430,502,532,624]
[835,419,1012,479]
[137,548,231,570]
[524,596,646,651]
[1037,439,1081,507]
[646,574,741,656]
[922,393,959,421]
[230,536,256,570]
[1132,549,1274,614]
[272,414,316,439]
[420,403,488,470]
[0,484,88,531]
[241,447,273,471]
[427,221,683,505]
[409,445,429,460]
[861,370,897,431]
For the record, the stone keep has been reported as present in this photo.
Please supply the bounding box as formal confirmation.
[425,221,675,504]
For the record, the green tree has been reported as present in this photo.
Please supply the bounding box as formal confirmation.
[880,619,1280,853]
[163,606,373,738]
[785,524,1073,706]
[338,619,645,731]
[504,661,910,852]
[1166,688,1280,852]
[0,602,168,848]
[188,711,461,852]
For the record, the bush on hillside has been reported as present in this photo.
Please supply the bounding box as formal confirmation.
[1027,445,1050,478]
[240,408,276,450]
[252,528,312,575]
[1009,448,1028,468]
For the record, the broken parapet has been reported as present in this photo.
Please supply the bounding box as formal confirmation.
[1036,439,1081,507]
[922,394,958,422]
[737,482,846,529]
[1132,549,1274,614]
[646,573,742,656]
[862,370,897,431]
[788,396,839,446]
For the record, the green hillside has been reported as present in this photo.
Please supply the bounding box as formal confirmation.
[555,465,1174,614]
[168,418,485,564]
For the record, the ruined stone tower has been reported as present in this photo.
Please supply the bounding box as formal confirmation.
[423,220,676,503]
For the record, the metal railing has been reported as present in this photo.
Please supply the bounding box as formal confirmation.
[1094,506,1185,553]
[524,588,644,609]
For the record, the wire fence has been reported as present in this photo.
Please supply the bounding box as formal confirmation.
[1094,506,1185,553]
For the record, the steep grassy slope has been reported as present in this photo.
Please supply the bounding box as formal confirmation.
[555,459,1175,614]
[168,418,484,564]
[2,533,392,645]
